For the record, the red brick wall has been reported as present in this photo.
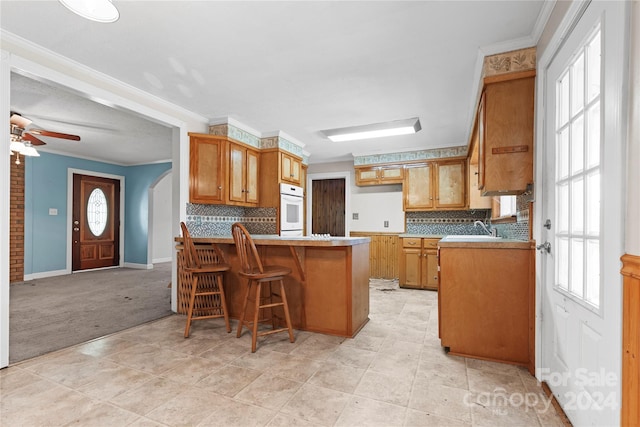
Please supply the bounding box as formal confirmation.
[10,155,24,283]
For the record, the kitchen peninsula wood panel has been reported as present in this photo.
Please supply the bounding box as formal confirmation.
[176,236,370,337]
[438,238,535,374]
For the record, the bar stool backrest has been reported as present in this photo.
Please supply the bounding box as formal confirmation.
[231,222,265,274]
[180,222,201,269]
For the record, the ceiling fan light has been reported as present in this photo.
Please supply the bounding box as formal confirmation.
[59,0,119,23]
[10,140,25,154]
[21,143,40,157]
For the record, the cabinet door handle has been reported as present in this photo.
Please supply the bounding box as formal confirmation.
[218,186,222,190]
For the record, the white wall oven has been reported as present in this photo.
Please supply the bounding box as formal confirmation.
[280,183,304,236]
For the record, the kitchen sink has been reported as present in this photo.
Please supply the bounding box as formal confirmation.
[443,235,503,240]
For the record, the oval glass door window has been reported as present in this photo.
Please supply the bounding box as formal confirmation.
[87,188,108,236]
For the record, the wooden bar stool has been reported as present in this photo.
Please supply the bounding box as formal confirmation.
[180,222,231,338]
[231,222,295,352]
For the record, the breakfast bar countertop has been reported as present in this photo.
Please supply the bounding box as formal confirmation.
[176,235,370,247]
[175,233,371,338]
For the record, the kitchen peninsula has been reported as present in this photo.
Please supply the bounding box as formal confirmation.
[175,235,371,338]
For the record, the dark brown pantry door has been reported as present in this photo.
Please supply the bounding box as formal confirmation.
[72,174,120,271]
[312,178,345,236]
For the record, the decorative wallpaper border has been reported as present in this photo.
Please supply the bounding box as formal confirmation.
[209,123,308,163]
[260,135,305,158]
[353,146,467,166]
[483,47,536,78]
[208,123,261,149]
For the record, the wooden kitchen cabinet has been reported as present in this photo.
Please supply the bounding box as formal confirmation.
[355,165,404,186]
[468,122,492,209]
[403,160,466,211]
[281,151,302,185]
[438,239,535,373]
[228,141,259,205]
[259,149,305,209]
[478,70,535,195]
[189,134,225,204]
[189,133,259,207]
[399,237,440,290]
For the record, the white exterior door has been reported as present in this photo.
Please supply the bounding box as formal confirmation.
[539,2,627,426]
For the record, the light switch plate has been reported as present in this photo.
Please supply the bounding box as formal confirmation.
[352,213,359,220]
[49,208,58,216]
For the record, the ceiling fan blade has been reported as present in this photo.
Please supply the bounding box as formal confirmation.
[29,129,81,141]
[10,113,32,128]
[22,133,47,146]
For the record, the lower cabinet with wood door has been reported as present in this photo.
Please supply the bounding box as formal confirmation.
[438,237,535,374]
[399,236,440,290]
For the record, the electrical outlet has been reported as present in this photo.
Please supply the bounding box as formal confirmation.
[384,220,389,228]
[353,213,359,220]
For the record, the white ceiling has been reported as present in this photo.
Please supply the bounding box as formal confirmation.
[1,1,548,165]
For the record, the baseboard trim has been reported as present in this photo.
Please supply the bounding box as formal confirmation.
[541,382,573,426]
[152,257,172,264]
[124,262,153,270]
[23,269,70,281]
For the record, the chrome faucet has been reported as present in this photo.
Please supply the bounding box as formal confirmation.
[474,220,492,235]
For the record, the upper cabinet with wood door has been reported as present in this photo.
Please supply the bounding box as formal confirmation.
[478,70,535,195]
[189,133,259,207]
[228,141,259,206]
[355,165,404,186]
[259,149,305,208]
[403,159,466,211]
[468,119,492,210]
[189,134,226,204]
[280,151,302,185]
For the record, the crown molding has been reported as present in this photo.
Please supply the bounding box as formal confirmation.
[209,116,262,139]
[1,29,208,126]
[35,147,170,167]
[531,0,557,44]
[261,130,305,149]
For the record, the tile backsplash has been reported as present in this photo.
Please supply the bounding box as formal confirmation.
[406,210,492,235]
[186,204,276,236]
[405,192,533,241]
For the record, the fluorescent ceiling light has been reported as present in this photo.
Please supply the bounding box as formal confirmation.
[323,118,421,142]
[59,0,120,23]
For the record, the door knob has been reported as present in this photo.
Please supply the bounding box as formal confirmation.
[73,227,80,232]
[537,241,551,253]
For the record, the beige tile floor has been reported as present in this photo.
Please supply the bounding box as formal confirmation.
[0,280,566,426]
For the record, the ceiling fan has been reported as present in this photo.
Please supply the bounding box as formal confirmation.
[10,112,81,146]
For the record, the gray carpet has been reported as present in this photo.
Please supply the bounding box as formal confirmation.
[9,263,173,364]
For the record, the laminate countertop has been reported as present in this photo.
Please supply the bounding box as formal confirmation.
[438,236,534,249]
[398,234,446,239]
[175,235,370,247]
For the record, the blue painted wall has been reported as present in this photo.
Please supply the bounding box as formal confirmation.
[24,152,171,275]
[124,163,173,265]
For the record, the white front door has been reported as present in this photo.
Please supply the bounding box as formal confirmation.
[539,2,627,426]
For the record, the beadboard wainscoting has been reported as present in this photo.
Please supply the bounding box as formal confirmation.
[350,232,400,280]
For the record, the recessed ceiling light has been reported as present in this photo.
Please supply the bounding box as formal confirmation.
[59,0,120,23]
[322,118,421,142]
